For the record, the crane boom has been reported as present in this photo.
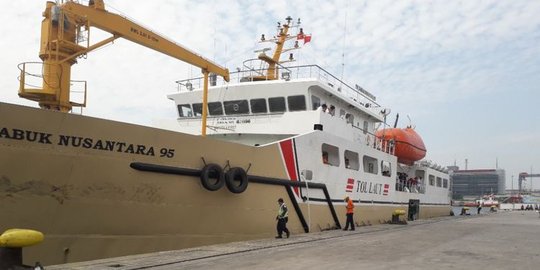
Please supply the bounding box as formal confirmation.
[19,0,229,115]
[61,2,229,79]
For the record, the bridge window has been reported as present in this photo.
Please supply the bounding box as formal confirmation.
[381,160,391,177]
[436,177,442,187]
[177,104,193,117]
[311,95,321,110]
[192,102,223,116]
[192,103,203,116]
[322,143,339,166]
[344,150,359,170]
[224,100,249,115]
[288,95,306,111]
[208,102,224,116]
[269,97,286,112]
[363,155,378,174]
[443,178,448,188]
[250,98,267,113]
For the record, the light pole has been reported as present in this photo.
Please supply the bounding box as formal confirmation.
[511,175,514,210]
[531,166,533,193]
[511,175,514,194]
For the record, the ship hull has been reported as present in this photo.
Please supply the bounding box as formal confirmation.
[0,102,450,265]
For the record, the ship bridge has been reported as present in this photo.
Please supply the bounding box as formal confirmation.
[160,65,388,146]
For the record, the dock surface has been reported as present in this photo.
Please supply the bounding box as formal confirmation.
[48,211,540,270]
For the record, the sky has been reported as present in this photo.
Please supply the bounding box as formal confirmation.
[1,0,539,190]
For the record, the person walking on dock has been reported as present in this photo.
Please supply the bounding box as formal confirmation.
[275,198,290,238]
[477,202,482,215]
[343,196,355,231]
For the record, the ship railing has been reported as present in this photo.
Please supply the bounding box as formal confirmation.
[174,64,379,107]
[357,131,395,156]
[17,62,87,111]
[239,58,294,80]
[395,178,425,194]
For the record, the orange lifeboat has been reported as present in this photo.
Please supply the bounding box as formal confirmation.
[376,127,426,165]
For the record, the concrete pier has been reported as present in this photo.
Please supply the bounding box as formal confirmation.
[48,211,540,270]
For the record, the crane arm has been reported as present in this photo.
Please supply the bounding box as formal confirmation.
[518,173,540,179]
[61,1,229,81]
[19,1,229,114]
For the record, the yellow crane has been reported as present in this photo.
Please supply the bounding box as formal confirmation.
[18,0,229,136]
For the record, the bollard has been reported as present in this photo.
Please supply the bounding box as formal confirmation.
[390,209,406,224]
[0,229,44,269]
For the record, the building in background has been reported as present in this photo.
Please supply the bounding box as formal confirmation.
[450,169,506,199]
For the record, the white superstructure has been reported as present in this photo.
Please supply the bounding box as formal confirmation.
[163,62,451,214]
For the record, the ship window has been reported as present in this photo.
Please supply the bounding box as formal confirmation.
[344,150,359,170]
[311,95,321,110]
[363,155,378,174]
[345,113,354,124]
[339,109,346,118]
[224,100,249,115]
[415,170,425,180]
[177,104,193,117]
[192,102,223,116]
[429,175,435,186]
[208,102,224,116]
[443,178,448,188]
[192,103,203,117]
[322,143,339,166]
[250,98,267,113]
[363,121,368,134]
[269,97,286,112]
[416,170,425,193]
[436,177,442,187]
[288,95,306,111]
[381,160,391,177]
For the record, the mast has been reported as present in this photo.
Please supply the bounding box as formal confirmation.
[250,17,307,81]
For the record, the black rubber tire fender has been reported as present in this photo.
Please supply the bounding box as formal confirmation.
[200,163,225,191]
[225,167,249,194]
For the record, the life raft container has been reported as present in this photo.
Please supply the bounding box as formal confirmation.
[376,127,426,165]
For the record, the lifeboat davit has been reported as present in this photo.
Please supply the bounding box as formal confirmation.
[376,127,426,165]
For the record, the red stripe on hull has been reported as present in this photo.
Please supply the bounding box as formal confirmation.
[279,140,299,196]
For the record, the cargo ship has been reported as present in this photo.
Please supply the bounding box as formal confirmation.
[0,1,451,265]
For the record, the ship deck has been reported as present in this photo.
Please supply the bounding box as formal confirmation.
[47,210,540,270]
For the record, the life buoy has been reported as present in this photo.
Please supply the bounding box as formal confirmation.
[200,163,225,191]
[225,167,249,194]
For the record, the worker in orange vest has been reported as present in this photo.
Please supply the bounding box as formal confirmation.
[343,196,355,231]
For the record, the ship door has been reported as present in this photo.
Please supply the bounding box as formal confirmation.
[408,199,420,221]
